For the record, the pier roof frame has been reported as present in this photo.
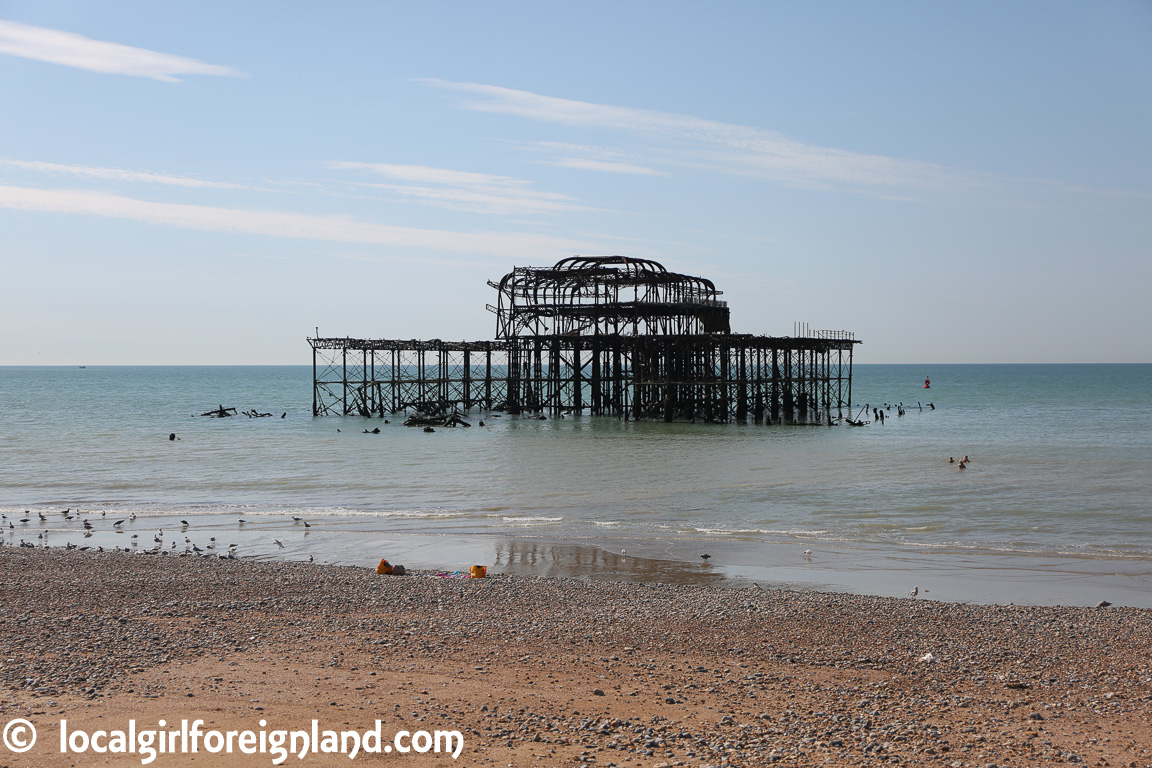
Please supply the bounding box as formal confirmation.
[488,255,730,339]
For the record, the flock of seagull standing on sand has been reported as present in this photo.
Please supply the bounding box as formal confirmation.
[1,509,313,562]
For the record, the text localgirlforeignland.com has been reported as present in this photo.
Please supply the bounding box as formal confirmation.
[4,717,464,764]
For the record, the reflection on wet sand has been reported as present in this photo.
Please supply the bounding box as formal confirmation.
[490,539,730,586]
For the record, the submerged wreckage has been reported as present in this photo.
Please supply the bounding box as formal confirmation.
[309,256,860,424]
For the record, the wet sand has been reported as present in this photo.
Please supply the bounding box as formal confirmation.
[3,547,1151,767]
[12,509,1152,609]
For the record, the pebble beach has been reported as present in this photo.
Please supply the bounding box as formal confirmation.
[3,547,1151,767]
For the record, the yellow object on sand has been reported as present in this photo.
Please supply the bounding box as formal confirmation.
[376,559,393,575]
[470,565,487,578]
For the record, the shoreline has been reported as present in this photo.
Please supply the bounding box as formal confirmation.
[357,532,1152,608]
[10,508,1152,608]
[2,547,1151,767]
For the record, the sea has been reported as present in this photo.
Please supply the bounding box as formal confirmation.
[1,364,1150,607]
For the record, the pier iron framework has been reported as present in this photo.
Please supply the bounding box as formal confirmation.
[310,256,859,424]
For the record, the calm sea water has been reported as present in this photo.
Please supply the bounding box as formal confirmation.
[2,364,1150,603]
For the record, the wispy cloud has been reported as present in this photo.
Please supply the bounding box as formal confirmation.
[0,184,592,259]
[0,159,245,188]
[0,19,245,82]
[328,161,593,215]
[545,158,663,176]
[422,79,947,190]
[530,142,663,177]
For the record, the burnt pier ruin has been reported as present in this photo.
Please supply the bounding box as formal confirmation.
[309,256,859,424]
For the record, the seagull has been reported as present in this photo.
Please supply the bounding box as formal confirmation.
[292,517,303,522]
[238,519,247,525]
[909,586,919,597]
[700,553,711,562]
[308,554,314,563]
[621,548,627,557]
[273,539,285,549]
[113,519,124,527]
[803,549,813,556]
[303,521,311,528]
[181,520,190,526]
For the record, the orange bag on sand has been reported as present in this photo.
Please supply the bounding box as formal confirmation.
[376,559,393,575]
[470,565,487,578]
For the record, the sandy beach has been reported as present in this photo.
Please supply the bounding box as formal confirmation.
[2,547,1151,767]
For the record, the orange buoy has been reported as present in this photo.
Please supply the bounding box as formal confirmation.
[923,376,931,389]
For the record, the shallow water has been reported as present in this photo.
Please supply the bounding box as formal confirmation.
[2,364,1149,605]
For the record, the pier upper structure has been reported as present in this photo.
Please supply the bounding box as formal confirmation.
[309,256,859,423]
[490,255,730,338]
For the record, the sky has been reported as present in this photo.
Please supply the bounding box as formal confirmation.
[1,1,1149,365]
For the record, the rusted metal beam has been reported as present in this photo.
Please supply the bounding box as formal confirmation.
[308,256,860,423]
